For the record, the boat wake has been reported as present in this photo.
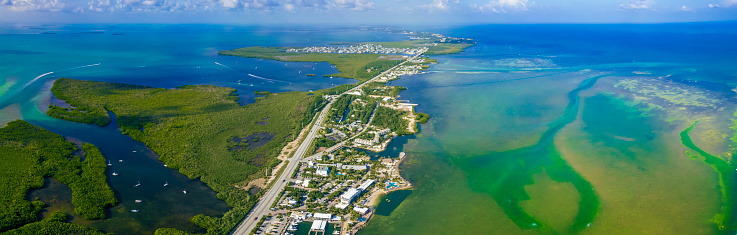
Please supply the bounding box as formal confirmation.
[214,62,292,85]
[23,63,101,89]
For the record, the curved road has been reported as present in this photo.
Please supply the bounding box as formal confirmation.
[231,50,426,235]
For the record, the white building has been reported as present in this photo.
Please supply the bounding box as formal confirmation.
[316,166,330,177]
[358,179,375,191]
[314,213,332,221]
[302,179,311,188]
[340,188,361,204]
[353,138,377,146]
[310,220,326,232]
[353,207,369,214]
[290,211,311,220]
[335,202,349,209]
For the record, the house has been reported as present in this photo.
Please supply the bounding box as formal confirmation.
[382,159,393,166]
[302,179,310,188]
[353,138,377,146]
[316,166,330,177]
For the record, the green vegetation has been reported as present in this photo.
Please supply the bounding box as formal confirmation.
[415,113,430,124]
[314,137,338,148]
[254,91,272,95]
[0,120,116,232]
[371,106,411,135]
[329,95,356,122]
[47,78,326,234]
[681,121,736,230]
[424,43,474,55]
[348,99,376,124]
[361,82,406,97]
[306,74,317,77]
[218,47,401,82]
[4,211,106,235]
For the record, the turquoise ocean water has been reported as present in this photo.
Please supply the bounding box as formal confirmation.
[2,22,737,234]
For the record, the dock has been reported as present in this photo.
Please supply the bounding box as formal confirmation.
[309,220,327,235]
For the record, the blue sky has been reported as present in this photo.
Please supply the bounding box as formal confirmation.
[1,0,736,24]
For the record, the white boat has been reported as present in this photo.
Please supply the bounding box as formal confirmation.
[164,164,167,167]
[112,172,118,176]
[119,160,123,162]
[183,190,187,194]
[107,160,112,166]
[164,181,168,187]
[134,181,141,187]
[132,150,137,153]
[131,210,139,212]
[135,200,142,203]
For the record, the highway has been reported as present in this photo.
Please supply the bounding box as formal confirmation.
[231,50,426,235]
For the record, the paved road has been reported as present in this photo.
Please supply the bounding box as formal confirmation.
[231,50,426,235]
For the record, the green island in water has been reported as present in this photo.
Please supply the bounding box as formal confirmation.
[0,29,471,235]
[0,120,115,234]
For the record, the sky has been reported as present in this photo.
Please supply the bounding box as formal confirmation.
[1,0,737,24]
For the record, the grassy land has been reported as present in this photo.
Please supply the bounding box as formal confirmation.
[681,121,736,230]
[0,120,116,232]
[47,78,325,234]
[218,47,401,82]
[424,43,474,55]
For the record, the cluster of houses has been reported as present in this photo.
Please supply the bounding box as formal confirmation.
[375,64,422,82]
[286,44,427,55]
[352,129,391,147]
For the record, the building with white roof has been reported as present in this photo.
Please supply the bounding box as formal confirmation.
[314,213,332,220]
[310,220,326,232]
[353,207,369,214]
[340,188,361,204]
[358,179,375,191]
[316,166,330,177]
[335,202,349,209]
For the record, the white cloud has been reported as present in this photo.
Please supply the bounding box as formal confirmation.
[3,0,68,11]
[424,0,448,10]
[619,0,654,10]
[680,5,692,11]
[285,0,326,8]
[707,3,720,8]
[332,0,373,11]
[724,0,737,7]
[470,0,528,13]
